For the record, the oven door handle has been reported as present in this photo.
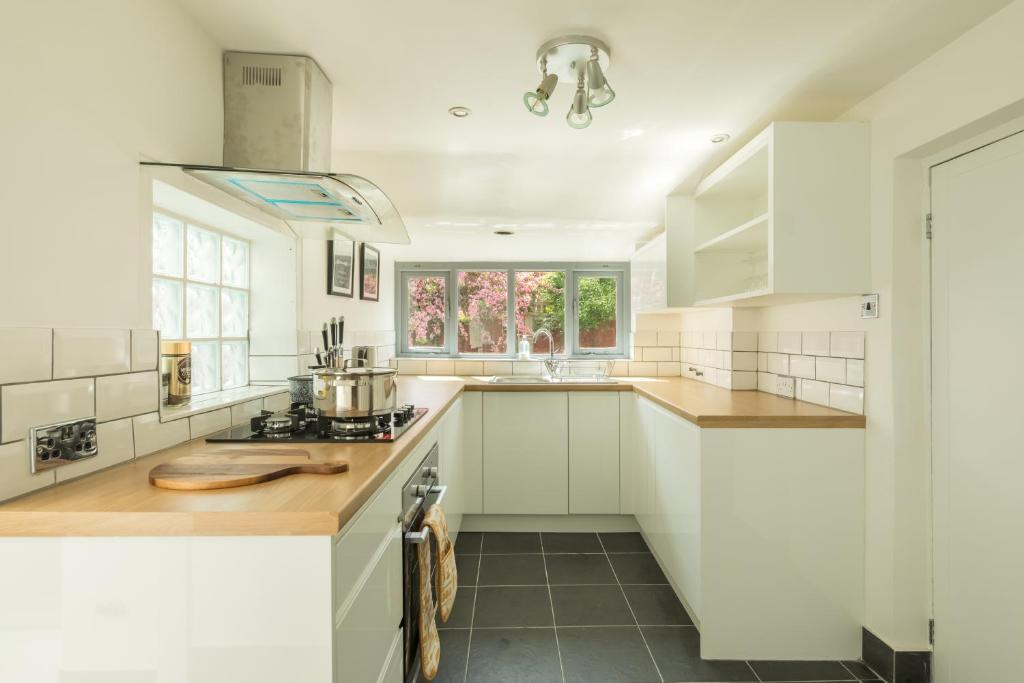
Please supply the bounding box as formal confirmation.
[403,486,448,545]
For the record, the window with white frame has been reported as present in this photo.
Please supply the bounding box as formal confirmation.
[152,212,251,394]
[397,263,628,357]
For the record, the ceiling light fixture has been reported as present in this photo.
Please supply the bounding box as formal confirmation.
[448,106,472,118]
[524,35,613,130]
[494,230,514,236]
[710,133,731,144]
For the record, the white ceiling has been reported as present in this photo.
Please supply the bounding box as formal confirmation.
[178,0,1009,257]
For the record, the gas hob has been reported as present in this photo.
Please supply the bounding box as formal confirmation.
[206,403,428,444]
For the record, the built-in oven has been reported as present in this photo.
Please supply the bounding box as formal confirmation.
[400,443,446,682]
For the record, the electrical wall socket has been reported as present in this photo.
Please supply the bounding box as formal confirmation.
[776,375,796,399]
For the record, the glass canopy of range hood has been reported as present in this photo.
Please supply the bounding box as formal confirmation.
[141,163,410,244]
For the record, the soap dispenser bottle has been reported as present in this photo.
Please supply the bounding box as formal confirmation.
[518,334,531,360]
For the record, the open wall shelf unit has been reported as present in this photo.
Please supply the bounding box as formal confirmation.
[673,121,870,307]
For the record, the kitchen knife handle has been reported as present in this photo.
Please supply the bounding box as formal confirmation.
[321,324,329,352]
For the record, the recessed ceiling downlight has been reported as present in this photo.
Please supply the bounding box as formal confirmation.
[494,230,514,236]
[448,106,472,118]
[710,133,731,144]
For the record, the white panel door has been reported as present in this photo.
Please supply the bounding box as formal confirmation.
[482,392,568,514]
[931,130,1024,683]
[439,396,463,537]
[461,391,483,514]
[568,392,620,514]
[633,397,657,535]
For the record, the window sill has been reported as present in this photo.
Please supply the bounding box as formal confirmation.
[159,385,289,422]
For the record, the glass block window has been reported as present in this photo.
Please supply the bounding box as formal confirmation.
[152,212,251,395]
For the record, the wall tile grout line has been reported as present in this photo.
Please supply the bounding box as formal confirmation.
[597,534,666,683]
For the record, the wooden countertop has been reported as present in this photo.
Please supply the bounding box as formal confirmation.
[0,378,465,538]
[461,375,865,429]
[0,376,862,538]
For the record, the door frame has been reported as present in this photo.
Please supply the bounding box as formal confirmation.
[926,121,1024,681]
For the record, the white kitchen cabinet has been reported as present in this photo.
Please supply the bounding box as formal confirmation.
[667,121,869,307]
[438,395,464,536]
[568,392,620,514]
[482,392,568,514]
[630,396,864,660]
[460,392,483,514]
[651,400,702,618]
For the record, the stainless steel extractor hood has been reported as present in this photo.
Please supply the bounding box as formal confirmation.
[143,52,409,244]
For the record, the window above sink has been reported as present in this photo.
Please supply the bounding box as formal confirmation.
[396,261,630,359]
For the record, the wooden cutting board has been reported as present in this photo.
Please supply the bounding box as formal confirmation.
[149,449,350,491]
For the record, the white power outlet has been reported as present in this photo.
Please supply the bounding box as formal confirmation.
[776,375,796,399]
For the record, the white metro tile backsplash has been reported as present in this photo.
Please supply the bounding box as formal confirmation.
[131,329,159,372]
[1,378,95,443]
[830,331,866,359]
[96,372,159,422]
[53,328,131,378]
[815,356,847,384]
[789,355,816,380]
[778,332,802,355]
[230,399,264,426]
[133,412,190,457]
[0,441,54,500]
[0,327,52,385]
[0,325,296,503]
[829,384,865,413]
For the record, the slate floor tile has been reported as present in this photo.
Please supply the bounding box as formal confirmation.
[748,659,855,681]
[418,628,470,683]
[439,587,474,629]
[545,553,616,584]
[456,554,479,586]
[623,584,693,625]
[466,628,561,683]
[550,585,635,626]
[599,531,650,552]
[608,552,668,584]
[541,532,603,553]
[481,532,542,554]
[642,626,757,681]
[478,554,547,586]
[454,531,482,555]
[557,625,661,683]
[473,586,553,627]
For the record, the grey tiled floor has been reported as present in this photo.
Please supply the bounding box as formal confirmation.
[418,532,883,683]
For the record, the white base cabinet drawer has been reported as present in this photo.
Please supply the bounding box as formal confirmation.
[334,528,402,683]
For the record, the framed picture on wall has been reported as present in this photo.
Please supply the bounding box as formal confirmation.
[360,244,380,301]
[327,237,355,297]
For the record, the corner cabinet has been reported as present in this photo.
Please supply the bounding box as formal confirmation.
[667,121,869,307]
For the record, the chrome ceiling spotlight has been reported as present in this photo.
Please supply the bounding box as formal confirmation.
[523,59,558,117]
[586,46,615,107]
[525,35,613,129]
[566,73,592,129]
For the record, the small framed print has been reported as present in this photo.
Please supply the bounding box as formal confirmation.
[360,243,380,302]
[327,237,355,298]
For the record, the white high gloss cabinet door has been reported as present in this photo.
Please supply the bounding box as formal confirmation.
[439,396,464,536]
[568,392,620,514]
[483,392,568,514]
[652,402,701,618]
[461,392,484,514]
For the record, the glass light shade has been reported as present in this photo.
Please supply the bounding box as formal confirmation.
[523,73,557,117]
[586,59,615,107]
[523,91,549,116]
[566,87,592,129]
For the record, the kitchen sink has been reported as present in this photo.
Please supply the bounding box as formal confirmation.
[487,375,618,384]
[488,375,553,384]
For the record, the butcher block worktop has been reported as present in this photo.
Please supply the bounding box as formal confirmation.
[0,376,862,538]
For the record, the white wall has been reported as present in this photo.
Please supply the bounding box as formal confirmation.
[756,0,1024,650]
[0,0,222,329]
[300,239,397,335]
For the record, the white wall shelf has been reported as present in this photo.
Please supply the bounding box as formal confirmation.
[693,213,769,254]
[667,122,870,308]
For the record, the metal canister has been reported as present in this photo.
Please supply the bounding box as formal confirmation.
[161,341,192,405]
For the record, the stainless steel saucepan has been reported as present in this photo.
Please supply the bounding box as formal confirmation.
[312,359,398,419]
